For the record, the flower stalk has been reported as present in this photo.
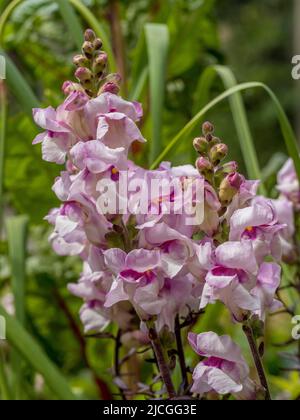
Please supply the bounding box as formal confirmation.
[148,324,176,399]
[243,322,271,400]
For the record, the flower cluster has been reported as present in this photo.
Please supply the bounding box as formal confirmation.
[33,30,285,400]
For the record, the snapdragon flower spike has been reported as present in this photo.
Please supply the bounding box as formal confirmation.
[73,29,112,98]
[33,31,285,399]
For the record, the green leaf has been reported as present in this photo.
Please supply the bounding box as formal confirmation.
[129,67,148,101]
[145,23,169,164]
[0,0,23,42]
[0,81,6,232]
[69,0,117,73]
[150,82,300,183]
[6,215,28,325]
[6,215,28,399]
[56,0,83,50]
[0,305,77,400]
[196,66,265,193]
[0,50,40,115]
[0,348,12,400]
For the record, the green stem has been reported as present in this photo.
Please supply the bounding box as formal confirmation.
[175,315,188,391]
[148,325,176,399]
[243,323,271,400]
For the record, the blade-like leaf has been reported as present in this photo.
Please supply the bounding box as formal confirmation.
[0,50,40,115]
[56,0,83,50]
[0,81,6,234]
[196,65,265,193]
[6,215,28,325]
[129,67,148,102]
[0,348,12,400]
[6,215,28,399]
[145,23,169,164]
[0,306,76,400]
[0,0,23,42]
[150,82,300,184]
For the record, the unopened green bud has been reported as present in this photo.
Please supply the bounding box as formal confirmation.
[93,52,108,75]
[219,161,238,174]
[193,136,208,154]
[82,41,94,58]
[210,143,228,164]
[73,54,90,67]
[209,136,221,147]
[219,172,243,203]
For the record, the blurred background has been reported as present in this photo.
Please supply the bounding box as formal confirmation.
[0,0,299,400]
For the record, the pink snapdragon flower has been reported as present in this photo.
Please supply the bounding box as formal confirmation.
[200,239,282,321]
[138,222,213,278]
[188,332,256,399]
[104,248,200,331]
[45,195,112,256]
[200,241,261,321]
[277,158,300,209]
[68,253,135,333]
[271,198,296,262]
[229,198,285,263]
[33,91,145,164]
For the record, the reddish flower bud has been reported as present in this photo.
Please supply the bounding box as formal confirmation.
[202,121,214,136]
[219,172,244,203]
[75,67,92,82]
[84,29,96,42]
[99,82,120,95]
[93,52,108,75]
[93,38,103,51]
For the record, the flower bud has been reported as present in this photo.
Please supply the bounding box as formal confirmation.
[93,52,108,75]
[220,161,238,174]
[193,137,208,154]
[202,121,214,136]
[219,172,243,203]
[84,29,96,42]
[82,41,94,58]
[196,157,213,172]
[196,157,213,181]
[209,136,221,146]
[209,143,228,164]
[93,38,103,51]
[61,81,83,95]
[75,67,92,82]
[99,81,120,95]
[73,54,90,67]
[227,172,244,189]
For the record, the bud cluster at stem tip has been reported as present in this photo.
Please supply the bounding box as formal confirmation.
[194,122,242,204]
[72,29,121,98]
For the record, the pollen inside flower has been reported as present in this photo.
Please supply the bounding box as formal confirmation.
[243,226,257,239]
[110,166,120,181]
